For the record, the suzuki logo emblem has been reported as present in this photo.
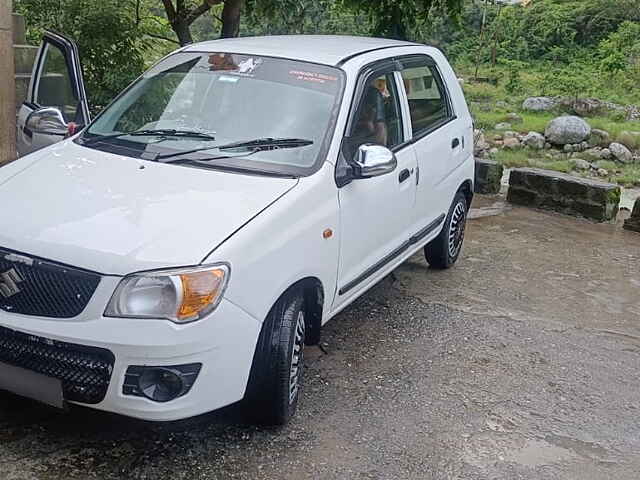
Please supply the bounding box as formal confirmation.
[0,268,24,298]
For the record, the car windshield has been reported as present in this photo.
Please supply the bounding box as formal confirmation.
[80,52,345,176]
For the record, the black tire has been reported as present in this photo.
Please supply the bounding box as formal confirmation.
[244,289,306,426]
[424,191,468,269]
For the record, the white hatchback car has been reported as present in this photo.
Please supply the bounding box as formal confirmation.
[2,34,473,425]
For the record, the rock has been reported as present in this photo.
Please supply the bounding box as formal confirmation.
[618,131,640,151]
[474,159,504,194]
[589,129,611,147]
[544,142,552,150]
[493,134,504,141]
[624,197,640,232]
[503,131,518,139]
[564,144,573,153]
[506,113,523,124]
[545,116,592,145]
[474,130,488,156]
[522,97,557,112]
[573,158,591,170]
[495,123,512,131]
[580,141,589,151]
[627,106,640,122]
[601,148,612,159]
[523,132,545,150]
[503,138,521,149]
[496,101,509,109]
[609,142,633,164]
[597,168,608,177]
[489,147,499,155]
[572,98,607,117]
[507,168,621,222]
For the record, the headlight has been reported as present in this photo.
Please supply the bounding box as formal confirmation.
[105,264,230,323]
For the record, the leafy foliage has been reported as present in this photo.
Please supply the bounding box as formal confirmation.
[15,0,152,111]
[339,0,464,40]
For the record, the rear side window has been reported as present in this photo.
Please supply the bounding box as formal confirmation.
[399,58,452,136]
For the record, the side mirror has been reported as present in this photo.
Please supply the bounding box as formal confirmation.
[26,107,68,136]
[352,144,397,179]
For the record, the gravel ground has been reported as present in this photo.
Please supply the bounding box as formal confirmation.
[1,197,639,479]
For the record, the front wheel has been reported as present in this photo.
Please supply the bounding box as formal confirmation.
[244,290,306,426]
[424,191,468,269]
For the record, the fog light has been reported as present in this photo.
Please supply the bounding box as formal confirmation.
[123,363,201,402]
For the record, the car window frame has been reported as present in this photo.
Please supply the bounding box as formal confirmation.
[336,58,413,187]
[30,33,87,124]
[395,54,457,144]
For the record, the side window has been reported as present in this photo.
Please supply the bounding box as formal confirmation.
[35,43,78,123]
[345,71,403,158]
[399,60,451,136]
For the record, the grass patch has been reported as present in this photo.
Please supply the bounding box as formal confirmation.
[611,165,640,187]
[470,106,555,134]
[596,160,618,171]
[492,149,573,173]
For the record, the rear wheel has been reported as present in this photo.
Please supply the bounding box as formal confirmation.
[244,289,306,426]
[424,191,468,269]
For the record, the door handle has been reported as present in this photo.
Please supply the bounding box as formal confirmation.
[451,138,460,149]
[399,168,411,184]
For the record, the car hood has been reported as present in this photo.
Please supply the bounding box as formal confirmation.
[0,141,298,275]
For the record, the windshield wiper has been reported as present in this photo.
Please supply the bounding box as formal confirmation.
[218,137,313,150]
[155,137,313,160]
[167,158,296,178]
[82,129,217,145]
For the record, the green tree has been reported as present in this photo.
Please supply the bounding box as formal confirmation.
[340,0,464,40]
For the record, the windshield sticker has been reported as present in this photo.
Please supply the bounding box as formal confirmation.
[289,70,338,85]
[237,58,263,75]
[208,54,263,77]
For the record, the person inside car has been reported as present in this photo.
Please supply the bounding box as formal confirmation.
[352,83,388,147]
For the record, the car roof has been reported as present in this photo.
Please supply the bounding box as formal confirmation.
[182,35,419,66]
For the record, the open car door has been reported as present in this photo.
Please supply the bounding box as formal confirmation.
[16,31,90,157]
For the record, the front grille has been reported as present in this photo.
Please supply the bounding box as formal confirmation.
[0,247,100,318]
[0,325,114,404]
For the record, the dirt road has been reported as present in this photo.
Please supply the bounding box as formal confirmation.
[1,196,639,479]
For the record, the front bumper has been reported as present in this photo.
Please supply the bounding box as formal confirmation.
[0,296,261,421]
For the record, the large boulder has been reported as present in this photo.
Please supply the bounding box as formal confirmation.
[545,116,591,145]
[609,142,634,164]
[522,131,545,150]
[522,97,557,112]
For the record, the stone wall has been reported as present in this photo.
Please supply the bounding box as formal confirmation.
[507,168,621,222]
[474,159,504,194]
[13,14,38,108]
[623,198,640,233]
[0,0,16,164]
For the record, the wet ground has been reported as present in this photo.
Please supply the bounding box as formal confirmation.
[1,195,639,479]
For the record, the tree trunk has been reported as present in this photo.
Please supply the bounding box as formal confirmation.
[173,19,194,46]
[220,0,243,38]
